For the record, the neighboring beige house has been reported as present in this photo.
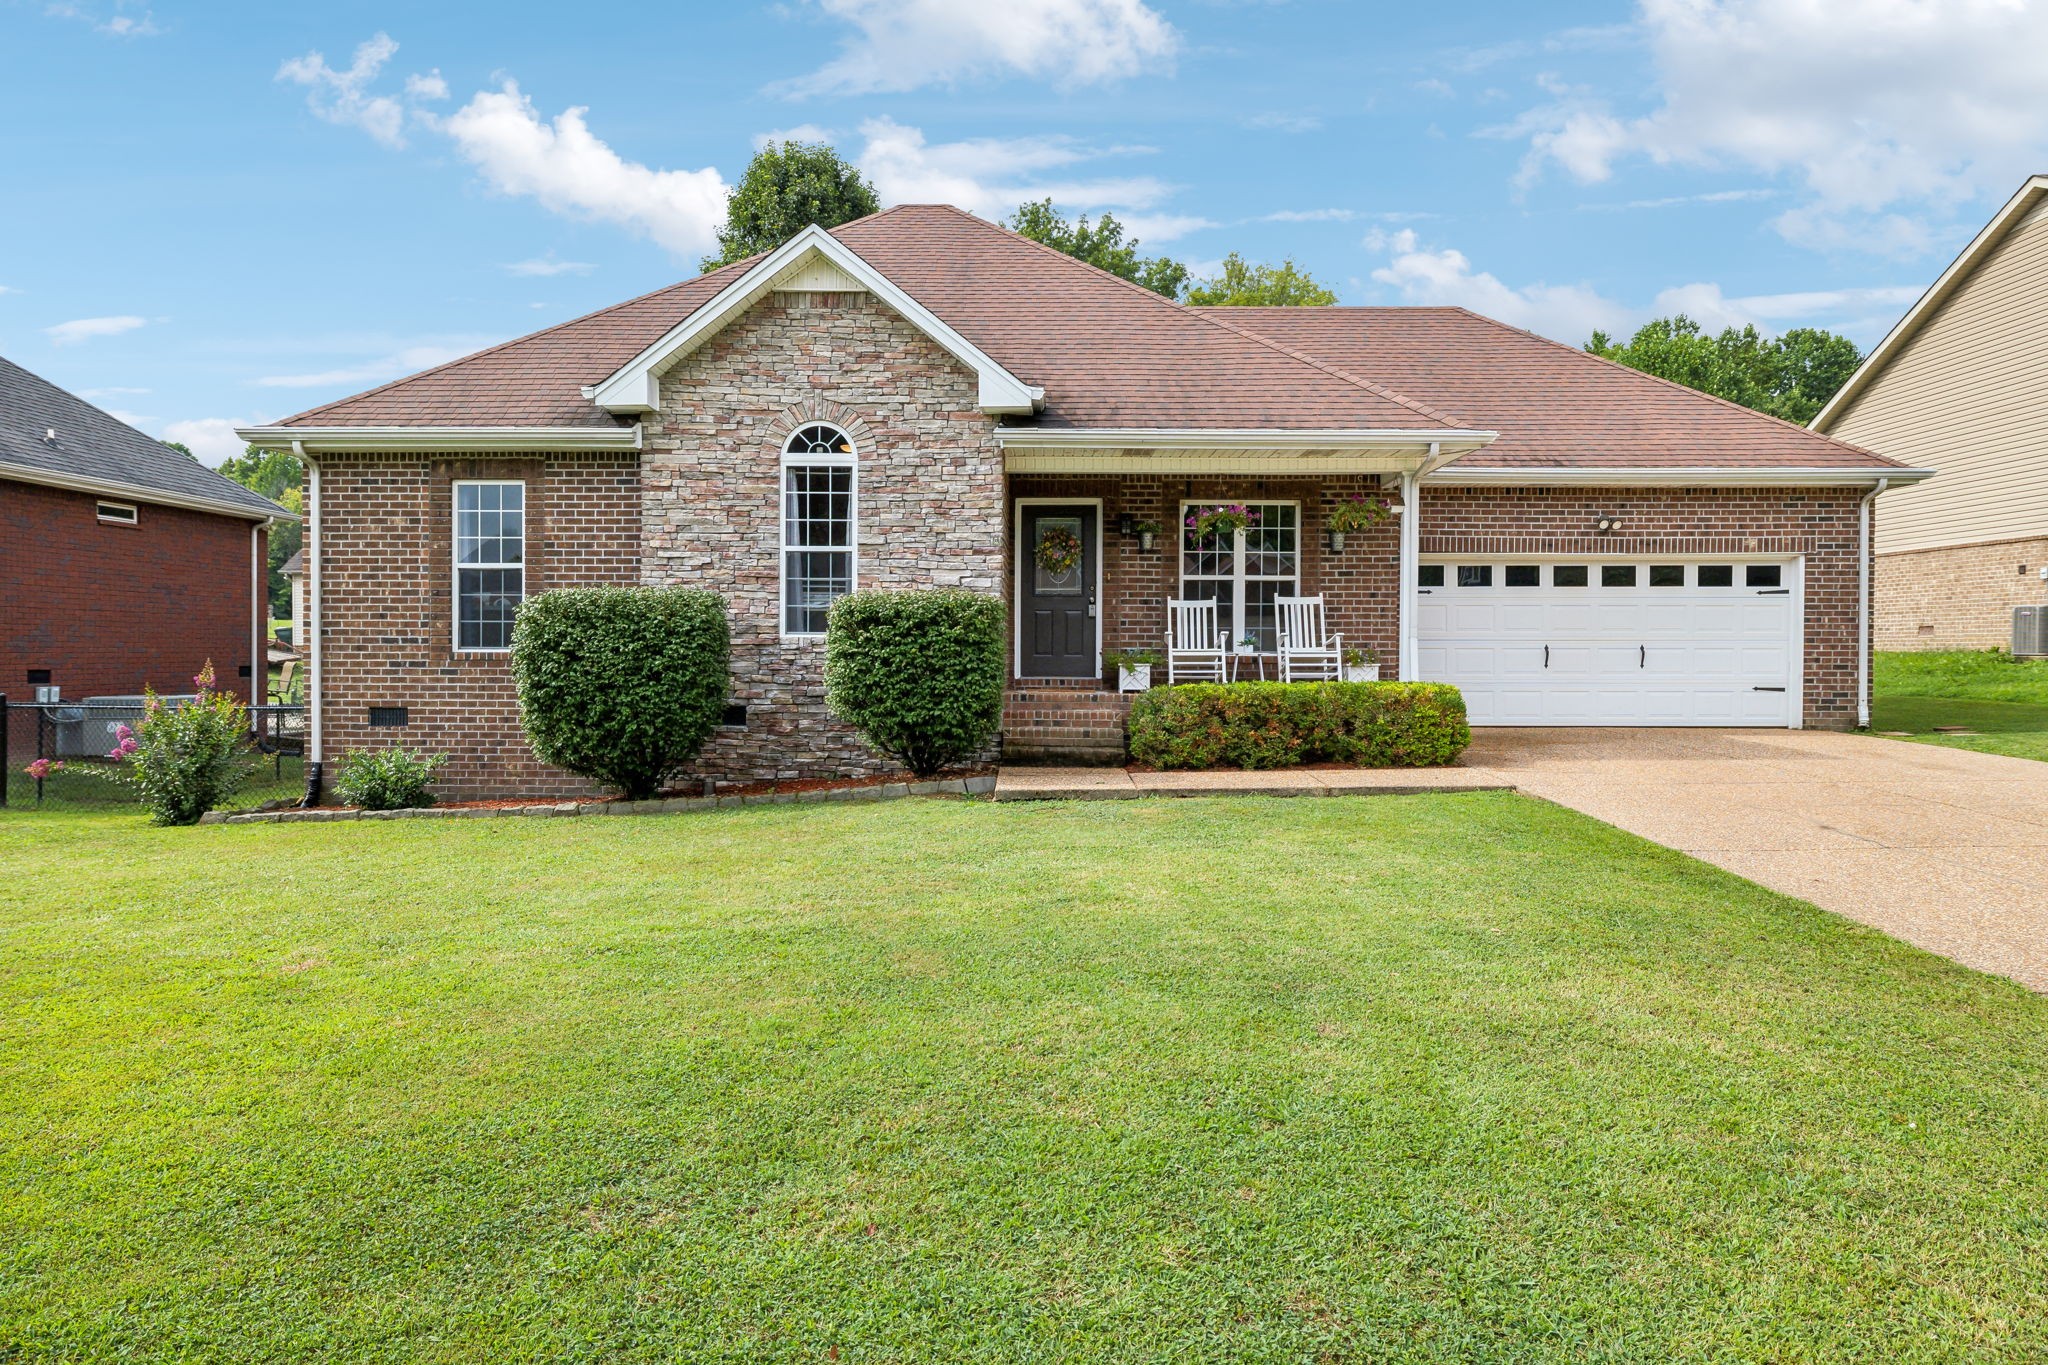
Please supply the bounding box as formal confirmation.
[1814,175,2048,649]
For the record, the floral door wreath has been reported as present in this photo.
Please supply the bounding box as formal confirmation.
[1035,524,1084,576]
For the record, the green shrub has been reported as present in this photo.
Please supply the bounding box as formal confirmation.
[511,587,730,800]
[825,589,1006,777]
[1127,681,1470,770]
[99,661,252,825]
[332,748,447,810]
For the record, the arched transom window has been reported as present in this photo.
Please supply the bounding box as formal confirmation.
[781,422,856,636]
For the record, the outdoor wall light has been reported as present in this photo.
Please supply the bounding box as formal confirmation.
[1117,512,1136,537]
[1596,515,1625,535]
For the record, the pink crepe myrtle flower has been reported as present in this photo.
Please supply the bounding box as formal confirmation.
[25,758,64,781]
[106,723,139,761]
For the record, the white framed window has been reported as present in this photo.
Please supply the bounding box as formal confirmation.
[1180,501,1299,650]
[781,422,856,637]
[454,480,524,651]
[96,500,138,525]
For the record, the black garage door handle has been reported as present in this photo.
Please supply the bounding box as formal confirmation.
[1753,686,1786,692]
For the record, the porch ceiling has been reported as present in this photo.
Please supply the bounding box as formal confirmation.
[997,427,1496,476]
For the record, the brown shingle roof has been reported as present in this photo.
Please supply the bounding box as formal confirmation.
[1209,306,1900,470]
[280,205,1899,470]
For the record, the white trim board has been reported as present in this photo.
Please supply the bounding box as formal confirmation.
[237,425,643,454]
[586,225,1043,417]
[0,458,288,523]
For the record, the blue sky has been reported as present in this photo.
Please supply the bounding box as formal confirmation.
[5,0,2044,462]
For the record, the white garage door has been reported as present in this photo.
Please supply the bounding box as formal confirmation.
[1415,558,1800,727]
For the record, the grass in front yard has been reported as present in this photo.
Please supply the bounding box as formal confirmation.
[1873,649,2048,762]
[3,796,2046,1361]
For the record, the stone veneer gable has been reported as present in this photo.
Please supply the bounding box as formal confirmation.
[641,289,1006,782]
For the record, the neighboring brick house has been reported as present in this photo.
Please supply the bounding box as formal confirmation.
[1812,175,2047,649]
[240,207,1925,797]
[1,357,287,748]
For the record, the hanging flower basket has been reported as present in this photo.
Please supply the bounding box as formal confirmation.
[1327,494,1391,535]
[1035,524,1084,577]
[1187,503,1261,540]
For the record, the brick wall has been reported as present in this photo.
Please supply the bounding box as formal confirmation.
[1008,474,1402,675]
[642,290,1004,783]
[1875,536,2048,650]
[1,475,264,714]
[1418,484,1866,728]
[311,451,640,798]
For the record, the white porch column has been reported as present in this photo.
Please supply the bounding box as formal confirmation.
[1397,464,1421,681]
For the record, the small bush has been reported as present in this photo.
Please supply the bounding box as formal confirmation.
[511,587,730,800]
[332,748,447,810]
[825,589,1006,777]
[1128,681,1469,771]
[100,661,252,825]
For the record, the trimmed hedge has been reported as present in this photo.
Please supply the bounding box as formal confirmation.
[825,589,1006,777]
[511,587,730,800]
[1127,681,1469,771]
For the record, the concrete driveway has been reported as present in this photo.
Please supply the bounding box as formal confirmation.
[1468,728,2048,991]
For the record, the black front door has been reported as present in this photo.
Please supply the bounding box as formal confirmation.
[1019,504,1097,677]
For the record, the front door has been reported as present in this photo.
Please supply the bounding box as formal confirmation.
[1019,504,1098,677]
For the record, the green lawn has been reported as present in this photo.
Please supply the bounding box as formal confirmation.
[1873,649,2048,762]
[3,796,2046,1361]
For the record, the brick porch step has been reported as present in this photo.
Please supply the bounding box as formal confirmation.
[1002,682,1134,766]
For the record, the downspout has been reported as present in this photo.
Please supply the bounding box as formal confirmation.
[250,521,265,731]
[301,454,324,806]
[1857,477,1889,729]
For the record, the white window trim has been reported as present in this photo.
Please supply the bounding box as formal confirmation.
[451,478,526,655]
[779,424,858,641]
[1177,499,1301,649]
[96,500,138,525]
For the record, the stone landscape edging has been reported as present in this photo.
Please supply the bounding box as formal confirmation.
[204,774,998,825]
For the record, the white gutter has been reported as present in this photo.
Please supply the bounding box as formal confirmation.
[1424,466,1933,488]
[235,424,644,454]
[995,427,1496,454]
[1858,478,1890,728]
[0,458,287,523]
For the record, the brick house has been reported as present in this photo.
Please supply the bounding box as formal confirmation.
[2,356,287,729]
[239,207,1926,798]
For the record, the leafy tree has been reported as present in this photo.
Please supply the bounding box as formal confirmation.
[1004,199,1191,300]
[161,440,195,459]
[218,446,305,617]
[701,140,881,272]
[1586,316,1862,426]
[1185,252,1337,306]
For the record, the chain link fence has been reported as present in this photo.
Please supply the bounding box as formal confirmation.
[2,696,306,809]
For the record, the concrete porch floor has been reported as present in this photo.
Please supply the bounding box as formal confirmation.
[995,728,2048,992]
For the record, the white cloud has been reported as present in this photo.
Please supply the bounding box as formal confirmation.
[1262,208,1357,223]
[46,2,159,37]
[439,82,730,257]
[159,417,257,466]
[277,32,411,148]
[1507,0,2048,254]
[1243,112,1321,134]
[854,116,1171,223]
[753,124,834,150]
[1649,281,1922,336]
[779,0,1178,96]
[0,284,14,294]
[104,408,156,427]
[45,315,146,346]
[503,255,596,277]
[80,385,151,399]
[405,69,449,101]
[252,343,482,389]
[1114,213,1214,243]
[1413,78,1454,97]
[1364,229,1631,343]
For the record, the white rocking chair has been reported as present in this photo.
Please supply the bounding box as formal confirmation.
[1165,598,1228,684]
[1276,595,1343,682]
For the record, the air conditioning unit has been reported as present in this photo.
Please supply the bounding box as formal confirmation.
[2016,606,2048,659]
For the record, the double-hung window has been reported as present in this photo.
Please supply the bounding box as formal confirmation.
[782,423,856,636]
[455,481,524,651]
[1180,501,1299,651]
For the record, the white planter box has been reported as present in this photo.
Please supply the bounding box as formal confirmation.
[1117,664,1153,692]
[1342,664,1381,683]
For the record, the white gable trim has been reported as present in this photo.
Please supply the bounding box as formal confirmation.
[585,225,1044,416]
[1811,174,2048,431]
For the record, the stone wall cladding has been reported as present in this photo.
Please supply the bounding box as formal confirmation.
[2,476,263,760]
[312,450,640,798]
[1875,536,2048,650]
[1009,473,1403,676]
[641,290,1004,783]
[1418,484,1866,729]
